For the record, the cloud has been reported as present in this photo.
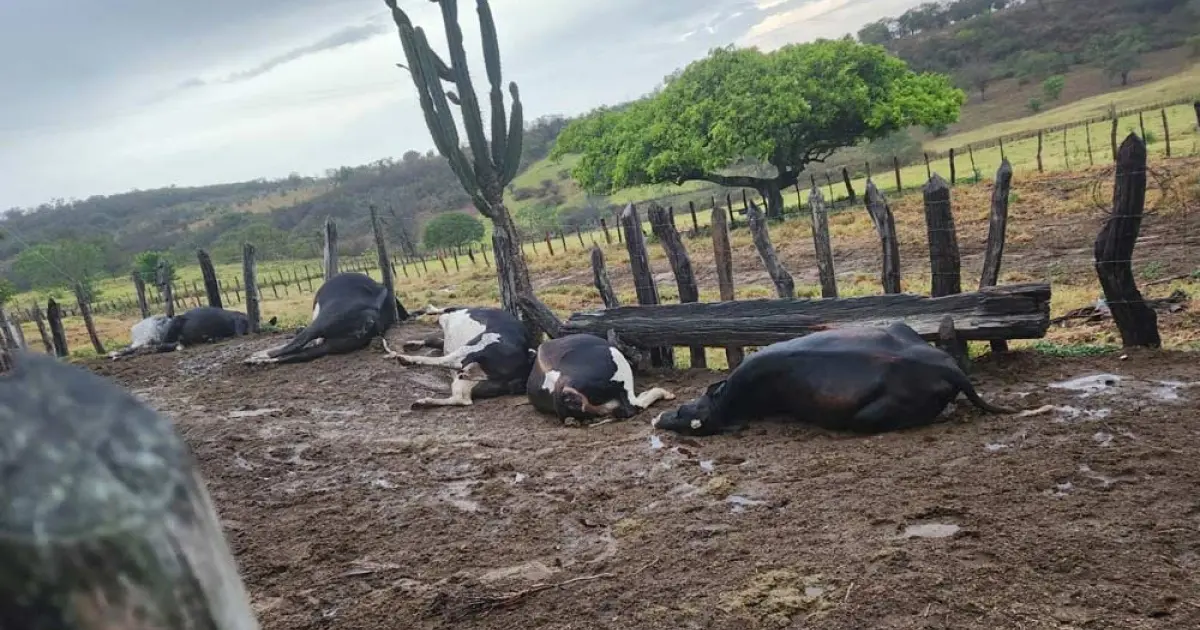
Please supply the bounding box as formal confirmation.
[0,0,916,209]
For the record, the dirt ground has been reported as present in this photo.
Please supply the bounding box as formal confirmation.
[81,321,1200,630]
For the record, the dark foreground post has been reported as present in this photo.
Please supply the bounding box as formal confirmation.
[242,243,261,333]
[1095,134,1160,347]
[0,352,261,630]
[197,249,223,309]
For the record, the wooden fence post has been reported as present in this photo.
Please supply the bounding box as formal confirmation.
[710,196,744,369]
[370,205,399,325]
[726,193,737,229]
[0,355,261,630]
[157,260,174,317]
[559,230,568,252]
[0,307,18,350]
[689,201,699,233]
[648,203,705,369]
[745,200,795,298]
[1086,121,1095,165]
[620,203,672,368]
[1110,115,1119,162]
[30,304,53,354]
[1036,130,1044,173]
[1062,128,1070,170]
[893,156,903,192]
[1138,111,1147,142]
[949,148,957,185]
[243,243,260,333]
[923,174,962,298]
[132,272,150,318]
[575,226,585,248]
[197,249,222,308]
[808,187,838,298]
[979,159,1014,353]
[600,218,612,245]
[324,216,339,280]
[1095,134,1160,347]
[923,153,932,179]
[73,284,105,355]
[590,247,620,309]
[1193,101,1200,128]
[841,167,857,203]
[864,181,902,294]
[544,232,555,256]
[46,299,67,357]
[1161,109,1172,157]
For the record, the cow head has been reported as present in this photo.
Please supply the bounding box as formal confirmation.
[651,380,727,436]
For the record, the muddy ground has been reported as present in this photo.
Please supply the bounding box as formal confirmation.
[81,322,1200,630]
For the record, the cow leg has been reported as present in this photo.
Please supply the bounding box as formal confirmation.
[412,366,483,408]
[402,333,444,351]
[633,387,676,409]
[383,338,467,370]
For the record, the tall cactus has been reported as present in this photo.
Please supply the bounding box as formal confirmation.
[384,0,533,319]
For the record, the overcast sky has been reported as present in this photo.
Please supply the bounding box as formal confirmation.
[0,0,926,209]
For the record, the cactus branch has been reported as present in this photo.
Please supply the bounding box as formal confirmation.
[502,82,523,186]
[435,0,495,184]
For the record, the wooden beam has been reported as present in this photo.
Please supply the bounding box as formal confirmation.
[561,283,1051,349]
[1095,134,1160,347]
[517,294,563,339]
[0,353,260,630]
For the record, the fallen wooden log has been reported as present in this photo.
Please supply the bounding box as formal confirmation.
[561,283,1051,348]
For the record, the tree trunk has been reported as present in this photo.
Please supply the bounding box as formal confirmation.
[761,180,785,221]
[489,206,536,337]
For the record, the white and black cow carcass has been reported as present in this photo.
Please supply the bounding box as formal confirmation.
[652,322,1017,437]
[527,333,674,425]
[383,305,534,408]
[245,272,409,365]
[108,307,270,360]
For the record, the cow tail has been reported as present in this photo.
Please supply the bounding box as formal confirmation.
[942,366,1017,415]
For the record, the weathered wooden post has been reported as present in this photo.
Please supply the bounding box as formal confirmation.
[1086,121,1095,165]
[999,137,1006,160]
[591,247,620,309]
[0,307,18,350]
[323,216,339,280]
[1095,134,1160,347]
[575,226,585,248]
[841,167,856,203]
[242,244,261,333]
[745,200,795,299]
[600,218,612,245]
[30,303,53,354]
[620,203,672,368]
[808,187,838,299]
[1193,101,1200,128]
[1036,130,1044,173]
[370,205,400,325]
[689,201,699,233]
[1138,111,1147,143]
[864,181,902,294]
[1161,109,1172,157]
[437,251,449,273]
[893,156,903,192]
[726,193,737,229]
[710,196,744,369]
[922,174,966,364]
[979,159,1014,353]
[197,249,222,308]
[0,353,261,630]
[648,202,705,369]
[157,260,175,318]
[47,299,68,357]
[923,153,932,179]
[132,271,150,318]
[1062,127,1070,170]
[544,232,555,256]
[73,284,105,355]
[1110,115,1119,162]
[949,148,957,185]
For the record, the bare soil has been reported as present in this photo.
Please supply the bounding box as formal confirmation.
[83,324,1200,630]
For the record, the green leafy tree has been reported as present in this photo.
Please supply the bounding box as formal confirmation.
[423,212,485,249]
[1042,75,1066,101]
[1088,29,1146,86]
[11,239,106,300]
[0,278,15,306]
[956,62,993,101]
[133,250,176,284]
[553,40,964,219]
[1027,97,1043,113]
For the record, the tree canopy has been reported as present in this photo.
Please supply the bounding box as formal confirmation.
[552,39,964,218]
[423,212,485,250]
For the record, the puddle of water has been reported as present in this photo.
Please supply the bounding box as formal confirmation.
[1093,432,1114,447]
[512,473,527,484]
[984,443,1009,452]
[649,435,664,450]
[1050,374,1122,397]
[229,408,282,419]
[727,495,767,513]
[699,460,715,473]
[1079,464,1119,488]
[805,587,826,598]
[899,523,960,539]
[371,478,396,489]
[1049,482,1073,498]
[1150,381,1189,401]
[437,481,482,513]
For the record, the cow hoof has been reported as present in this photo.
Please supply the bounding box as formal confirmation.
[243,351,276,365]
[402,340,425,350]
[662,390,677,401]
[411,398,435,409]
[563,417,581,427]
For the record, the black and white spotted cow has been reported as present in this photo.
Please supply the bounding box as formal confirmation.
[383,305,534,408]
[108,308,268,360]
[527,333,675,424]
[652,322,1016,437]
[245,272,409,365]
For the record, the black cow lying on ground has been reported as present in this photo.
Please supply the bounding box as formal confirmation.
[527,333,674,424]
[652,322,1016,437]
[383,305,533,408]
[108,308,272,360]
[245,272,409,365]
